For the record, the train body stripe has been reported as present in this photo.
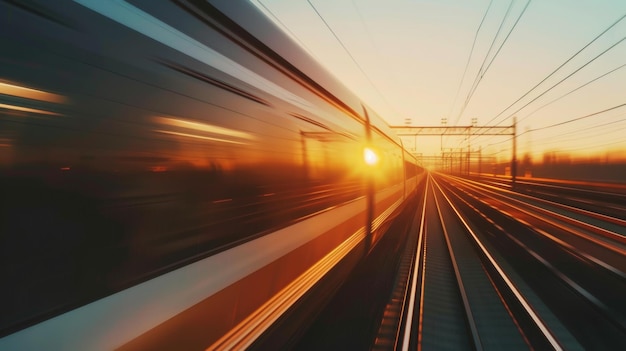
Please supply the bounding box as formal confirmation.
[73,0,316,113]
[0,197,369,351]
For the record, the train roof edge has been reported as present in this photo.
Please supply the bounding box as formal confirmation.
[207,0,403,146]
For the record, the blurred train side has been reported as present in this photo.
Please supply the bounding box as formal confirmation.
[0,0,424,349]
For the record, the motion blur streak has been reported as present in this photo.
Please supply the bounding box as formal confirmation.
[153,129,250,145]
[0,0,422,349]
[154,116,255,141]
[0,103,60,116]
[0,82,66,103]
[73,0,315,112]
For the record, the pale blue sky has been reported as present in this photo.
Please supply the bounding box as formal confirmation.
[252,0,626,161]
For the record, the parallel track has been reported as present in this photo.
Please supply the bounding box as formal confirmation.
[289,173,625,350]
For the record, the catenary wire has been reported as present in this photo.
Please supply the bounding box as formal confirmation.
[472,34,626,149]
[306,0,400,119]
[477,62,626,147]
[254,0,319,59]
[447,0,494,124]
[471,12,626,143]
[518,63,626,124]
[479,103,626,148]
[454,0,516,126]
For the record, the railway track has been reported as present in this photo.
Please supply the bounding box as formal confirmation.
[474,176,626,221]
[373,173,626,350]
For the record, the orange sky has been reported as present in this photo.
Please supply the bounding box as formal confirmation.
[253,0,626,163]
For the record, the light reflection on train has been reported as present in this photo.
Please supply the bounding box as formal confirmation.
[0,0,424,349]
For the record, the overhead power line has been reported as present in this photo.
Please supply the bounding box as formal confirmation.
[530,102,626,132]
[501,36,625,122]
[255,0,317,57]
[447,0,494,123]
[529,119,626,148]
[480,11,626,128]
[483,102,626,147]
[476,0,532,90]
[350,0,405,116]
[472,34,626,146]
[563,136,626,153]
[456,0,532,125]
[477,61,626,147]
[454,0,517,124]
[306,0,398,117]
[518,62,626,124]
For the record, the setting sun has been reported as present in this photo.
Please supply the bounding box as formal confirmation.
[364,147,379,166]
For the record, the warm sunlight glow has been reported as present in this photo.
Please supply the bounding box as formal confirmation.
[0,103,60,116]
[364,147,379,166]
[252,1,626,163]
[0,81,66,103]
[154,116,255,142]
[153,129,249,145]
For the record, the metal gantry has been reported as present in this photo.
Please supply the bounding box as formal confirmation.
[391,119,518,185]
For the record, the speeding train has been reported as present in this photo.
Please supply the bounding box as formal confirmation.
[0,0,423,349]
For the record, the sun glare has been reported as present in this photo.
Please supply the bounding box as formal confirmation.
[364,147,379,166]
